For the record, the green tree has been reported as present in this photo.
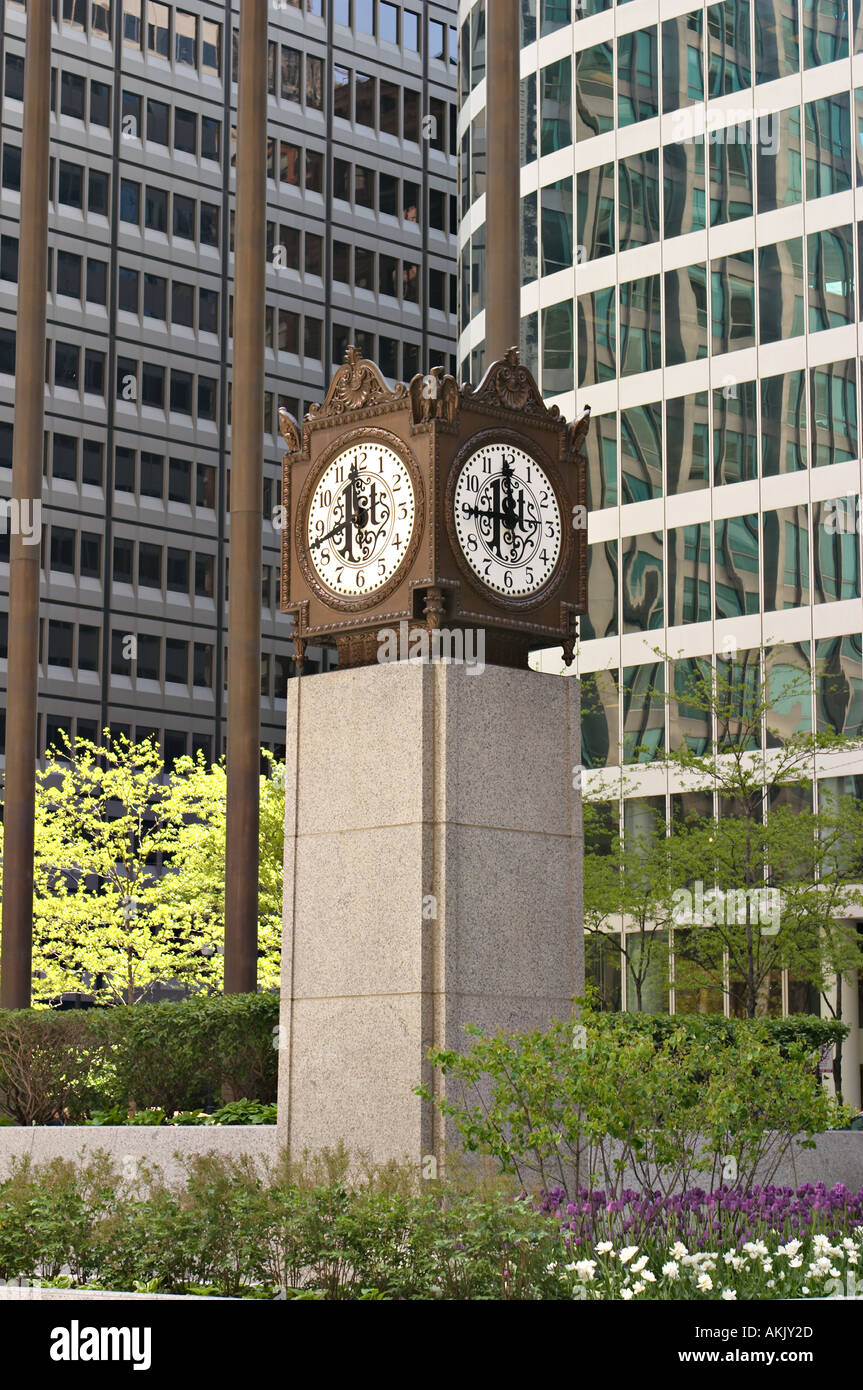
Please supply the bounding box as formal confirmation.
[583,800,683,1013]
[155,751,283,992]
[0,732,284,1003]
[652,651,863,1091]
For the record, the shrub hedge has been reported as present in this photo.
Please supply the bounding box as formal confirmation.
[0,993,279,1124]
[0,1002,846,1125]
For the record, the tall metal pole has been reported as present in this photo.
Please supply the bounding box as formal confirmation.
[224,0,267,994]
[484,0,520,363]
[0,1,51,1009]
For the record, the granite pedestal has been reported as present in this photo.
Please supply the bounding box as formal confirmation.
[277,659,583,1166]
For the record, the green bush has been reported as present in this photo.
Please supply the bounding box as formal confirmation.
[612,1011,848,1057]
[0,994,279,1122]
[1,1153,861,1299]
[0,1011,110,1125]
[418,1009,850,1200]
[85,993,279,1113]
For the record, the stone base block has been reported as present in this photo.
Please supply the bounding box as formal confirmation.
[277,660,583,1166]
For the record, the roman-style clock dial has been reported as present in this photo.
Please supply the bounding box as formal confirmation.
[306,440,416,598]
[452,441,563,598]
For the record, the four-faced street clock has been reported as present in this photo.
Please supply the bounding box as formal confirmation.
[279,346,589,670]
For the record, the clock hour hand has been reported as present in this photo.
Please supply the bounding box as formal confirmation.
[310,518,347,551]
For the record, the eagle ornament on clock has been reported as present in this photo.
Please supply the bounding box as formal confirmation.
[279,345,589,671]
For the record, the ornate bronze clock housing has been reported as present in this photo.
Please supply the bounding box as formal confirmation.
[279,345,589,670]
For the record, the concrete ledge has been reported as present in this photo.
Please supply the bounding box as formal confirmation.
[0,1287,238,1300]
[0,1125,280,1187]
[0,1125,860,1193]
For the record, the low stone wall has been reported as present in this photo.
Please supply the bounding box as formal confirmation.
[0,1125,281,1187]
[0,1126,860,1192]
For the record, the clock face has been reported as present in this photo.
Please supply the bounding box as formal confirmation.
[305,441,416,598]
[452,442,563,598]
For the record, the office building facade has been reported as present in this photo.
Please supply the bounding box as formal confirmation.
[459,0,862,1101]
[0,0,458,763]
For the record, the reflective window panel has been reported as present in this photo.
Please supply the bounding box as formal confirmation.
[665,264,708,365]
[666,391,710,492]
[711,251,756,354]
[811,359,857,467]
[814,499,862,601]
[620,275,662,377]
[541,178,573,275]
[757,106,802,212]
[619,149,660,251]
[581,667,620,766]
[662,10,704,113]
[623,663,666,763]
[762,506,810,610]
[576,41,614,140]
[577,162,615,261]
[715,515,760,618]
[816,634,863,735]
[668,523,712,625]
[622,531,664,632]
[577,287,616,386]
[621,402,662,502]
[761,370,808,474]
[664,137,706,236]
[581,541,619,641]
[585,411,619,510]
[713,381,757,484]
[618,28,659,126]
[755,0,800,81]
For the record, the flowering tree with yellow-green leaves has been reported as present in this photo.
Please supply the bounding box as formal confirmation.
[0,732,283,1005]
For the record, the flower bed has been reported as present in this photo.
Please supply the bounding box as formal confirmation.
[1,1152,861,1299]
[538,1183,863,1299]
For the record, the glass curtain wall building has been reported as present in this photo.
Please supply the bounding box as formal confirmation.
[458,0,863,1100]
[0,0,458,765]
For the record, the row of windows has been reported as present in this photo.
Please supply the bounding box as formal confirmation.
[580,641,863,771]
[0,238,220,335]
[1,150,452,258]
[119,177,220,244]
[465,0,863,141]
[330,0,452,57]
[334,78,456,157]
[583,505,861,648]
[0,149,223,249]
[3,59,223,166]
[332,160,454,226]
[517,224,856,393]
[110,536,213,597]
[0,705,215,767]
[0,426,219,510]
[584,929,825,1018]
[7,0,113,40]
[510,95,863,275]
[4,56,110,128]
[267,41,323,111]
[330,241,454,311]
[122,1,222,77]
[582,361,860,510]
[29,522,283,614]
[0,332,221,420]
[119,90,221,159]
[0,149,111,218]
